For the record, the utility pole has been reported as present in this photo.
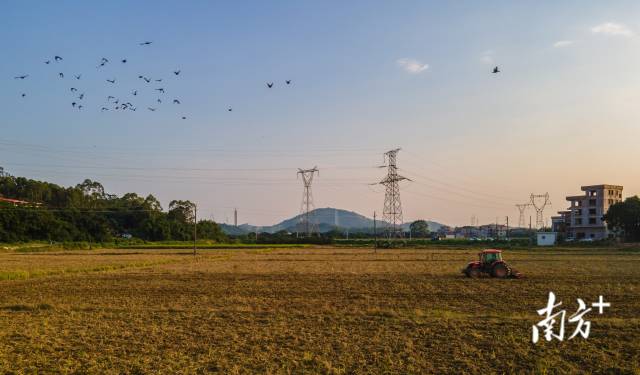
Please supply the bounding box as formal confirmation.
[530,193,551,229]
[377,148,409,239]
[506,216,509,240]
[234,208,237,227]
[373,211,377,253]
[193,203,197,256]
[297,167,319,237]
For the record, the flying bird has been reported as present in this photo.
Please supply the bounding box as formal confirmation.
[21,93,26,97]
[74,74,81,80]
[266,82,274,88]
[101,57,109,63]
[78,93,84,100]
[139,41,152,46]
[173,99,180,104]
[181,116,186,120]
[286,80,291,85]
[14,75,28,79]
[106,79,116,84]
[101,107,109,111]
[71,102,77,107]
[107,96,115,101]
[121,59,127,63]
[54,56,63,61]
[155,79,162,82]
[44,60,50,64]
[147,107,156,111]
[78,105,83,110]
[492,66,500,74]
[155,88,164,93]
[132,90,137,96]
[70,88,77,92]
[157,98,162,103]
[59,73,64,78]
[228,107,232,112]
[143,77,151,83]
[173,70,181,75]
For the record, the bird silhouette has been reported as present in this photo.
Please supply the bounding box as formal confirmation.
[78,105,83,110]
[101,107,109,111]
[14,75,28,79]
[121,59,127,63]
[173,99,180,104]
[59,73,64,78]
[155,79,162,82]
[492,66,500,74]
[147,107,156,111]
[72,102,76,107]
[101,57,109,63]
[181,116,186,120]
[132,90,137,96]
[98,62,106,68]
[143,77,151,83]
[115,106,120,110]
[75,74,81,80]
[267,82,274,88]
[106,79,116,84]
[107,96,115,101]
[228,107,233,112]
[139,41,152,46]
[138,75,143,79]
[155,88,164,93]
[70,88,77,92]
[54,56,63,61]
[78,93,84,100]
[173,70,181,75]
[157,98,162,103]
[286,80,291,85]
[44,60,51,64]
[114,99,119,105]
[21,93,26,97]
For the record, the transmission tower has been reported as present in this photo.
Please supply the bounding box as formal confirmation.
[515,203,530,228]
[378,148,409,238]
[530,193,551,229]
[297,166,319,237]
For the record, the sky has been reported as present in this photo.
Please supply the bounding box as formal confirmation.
[1,1,640,227]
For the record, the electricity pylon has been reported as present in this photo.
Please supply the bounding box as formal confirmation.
[297,166,319,237]
[515,203,530,228]
[378,148,409,238]
[530,193,551,229]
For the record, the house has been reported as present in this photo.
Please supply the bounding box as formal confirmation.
[536,232,557,246]
[559,184,623,240]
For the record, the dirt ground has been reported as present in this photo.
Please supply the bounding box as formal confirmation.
[0,246,638,374]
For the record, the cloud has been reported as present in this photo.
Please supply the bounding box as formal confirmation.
[480,50,494,64]
[553,40,574,48]
[396,58,429,74]
[591,22,634,37]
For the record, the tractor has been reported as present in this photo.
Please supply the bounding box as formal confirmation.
[462,249,523,279]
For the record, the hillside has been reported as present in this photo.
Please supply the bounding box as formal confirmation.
[220,207,444,234]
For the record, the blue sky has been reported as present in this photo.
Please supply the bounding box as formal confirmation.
[2,1,640,226]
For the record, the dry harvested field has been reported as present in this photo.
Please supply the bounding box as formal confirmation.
[0,246,639,374]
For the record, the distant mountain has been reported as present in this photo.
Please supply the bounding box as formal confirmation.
[219,207,444,235]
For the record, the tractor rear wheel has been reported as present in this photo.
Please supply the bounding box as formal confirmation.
[491,264,510,278]
[467,267,481,278]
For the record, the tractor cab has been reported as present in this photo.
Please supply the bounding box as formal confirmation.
[480,249,502,265]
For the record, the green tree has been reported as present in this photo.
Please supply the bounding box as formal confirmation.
[409,220,430,238]
[603,196,640,242]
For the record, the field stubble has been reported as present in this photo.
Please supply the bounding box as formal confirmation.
[0,247,638,374]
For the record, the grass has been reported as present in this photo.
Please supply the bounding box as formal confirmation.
[0,246,638,373]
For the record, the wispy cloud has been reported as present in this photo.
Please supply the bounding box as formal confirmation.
[396,58,429,74]
[479,50,494,65]
[553,40,574,48]
[591,22,634,37]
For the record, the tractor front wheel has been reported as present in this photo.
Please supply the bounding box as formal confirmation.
[467,267,481,278]
[491,264,509,278]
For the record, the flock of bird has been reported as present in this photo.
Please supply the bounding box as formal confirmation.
[12,41,296,119]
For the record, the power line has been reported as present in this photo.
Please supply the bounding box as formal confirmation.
[378,148,409,239]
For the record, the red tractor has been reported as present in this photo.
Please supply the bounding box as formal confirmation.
[462,249,523,279]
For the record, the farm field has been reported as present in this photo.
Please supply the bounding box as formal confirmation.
[0,246,638,373]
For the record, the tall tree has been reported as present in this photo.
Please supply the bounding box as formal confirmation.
[603,196,640,242]
[409,220,430,237]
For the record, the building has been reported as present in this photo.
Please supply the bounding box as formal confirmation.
[562,184,623,240]
[536,232,557,246]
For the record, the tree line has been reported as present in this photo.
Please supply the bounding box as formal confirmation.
[0,173,225,243]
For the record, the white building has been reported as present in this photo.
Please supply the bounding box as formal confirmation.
[536,232,557,246]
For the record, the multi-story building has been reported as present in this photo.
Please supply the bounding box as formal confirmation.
[563,184,623,240]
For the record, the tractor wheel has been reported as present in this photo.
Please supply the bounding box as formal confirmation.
[467,267,481,278]
[491,264,510,279]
